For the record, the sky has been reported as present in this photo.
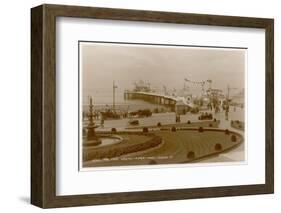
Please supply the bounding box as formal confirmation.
[81,42,245,96]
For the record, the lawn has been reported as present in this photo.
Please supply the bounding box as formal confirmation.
[83,129,243,168]
[145,130,242,163]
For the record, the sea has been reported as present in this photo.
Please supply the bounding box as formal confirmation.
[82,91,168,113]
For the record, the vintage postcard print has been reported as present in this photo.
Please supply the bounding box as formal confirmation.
[79,41,246,169]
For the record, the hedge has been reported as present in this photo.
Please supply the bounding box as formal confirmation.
[187,151,195,159]
[225,129,230,135]
[215,143,222,151]
[231,135,237,142]
[143,127,149,133]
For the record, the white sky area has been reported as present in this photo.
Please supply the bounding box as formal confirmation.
[81,42,245,95]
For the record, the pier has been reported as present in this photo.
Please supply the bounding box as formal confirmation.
[124,90,193,113]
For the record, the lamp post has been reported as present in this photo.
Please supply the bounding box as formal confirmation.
[113,81,117,112]
[86,96,99,142]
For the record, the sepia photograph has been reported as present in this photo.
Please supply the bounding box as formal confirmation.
[79,41,246,169]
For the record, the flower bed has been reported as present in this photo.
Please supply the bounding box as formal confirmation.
[83,135,162,161]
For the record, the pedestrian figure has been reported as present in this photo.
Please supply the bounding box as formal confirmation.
[82,111,85,122]
[215,106,219,113]
[225,104,229,121]
[100,114,104,128]
[176,114,180,123]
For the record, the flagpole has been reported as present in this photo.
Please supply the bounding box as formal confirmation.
[113,81,115,112]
